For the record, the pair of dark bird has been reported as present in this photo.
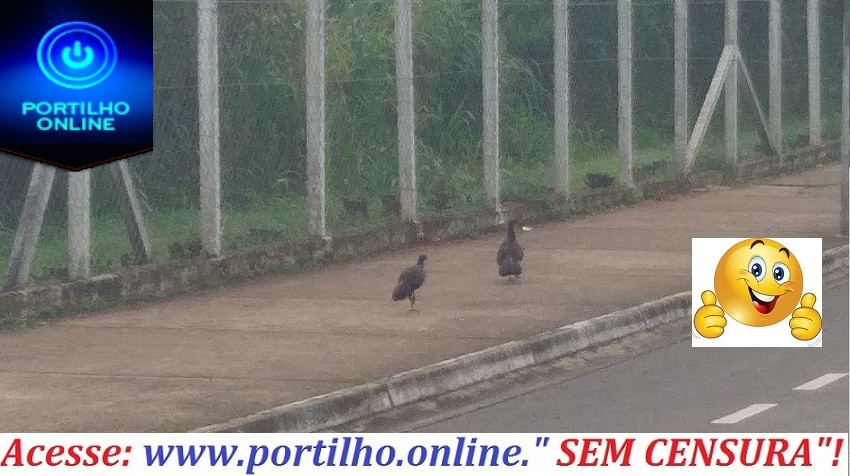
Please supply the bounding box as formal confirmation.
[391,219,524,311]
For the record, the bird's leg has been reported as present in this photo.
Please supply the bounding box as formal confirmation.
[409,292,417,312]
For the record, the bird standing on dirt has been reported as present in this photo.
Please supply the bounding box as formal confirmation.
[497,219,524,279]
[392,254,427,311]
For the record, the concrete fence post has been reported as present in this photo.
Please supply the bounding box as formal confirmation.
[2,163,56,291]
[553,0,570,197]
[306,0,328,240]
[807,0,822,146]
[110,162,154,263]
[67,170,91,280]
[674,0,689,172]
[617,0,634,185]
[482,0,501,214]
[395,0,418,224]
[768,0,783,155]
[840,4,848,236]
[197,0,222,256]
[725,0,739,164]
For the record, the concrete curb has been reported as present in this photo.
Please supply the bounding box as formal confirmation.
[195,244,848,433]
[823,244,849,283]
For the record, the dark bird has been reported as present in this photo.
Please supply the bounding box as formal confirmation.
[392,254,427,311]
[497,219,524,279]
[585,172,615,189]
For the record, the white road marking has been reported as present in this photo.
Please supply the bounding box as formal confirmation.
[712,404,777,424]
[793,373,849,391]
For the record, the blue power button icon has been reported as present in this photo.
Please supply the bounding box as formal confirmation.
[37,21,118,90]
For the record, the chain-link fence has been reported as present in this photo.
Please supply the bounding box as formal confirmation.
[0,0,847,290]
[218,1,309,248]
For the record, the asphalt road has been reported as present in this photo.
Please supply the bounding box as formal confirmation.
[414,281,849,433]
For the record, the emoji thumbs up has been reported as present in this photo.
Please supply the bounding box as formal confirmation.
[701,290,717,306]
[694,290,726,338]
[790,293,821,341]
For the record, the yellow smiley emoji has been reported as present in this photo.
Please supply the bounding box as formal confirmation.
[693,238,822,341]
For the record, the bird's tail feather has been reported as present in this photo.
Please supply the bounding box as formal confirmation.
[499,258,522,277]
[392,281,411,301]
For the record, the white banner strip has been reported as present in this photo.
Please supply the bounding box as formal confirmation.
[0,433,846,476]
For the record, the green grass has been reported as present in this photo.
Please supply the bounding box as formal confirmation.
[223,197,309,249]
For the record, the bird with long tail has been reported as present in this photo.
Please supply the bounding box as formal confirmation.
[497,219,523,280]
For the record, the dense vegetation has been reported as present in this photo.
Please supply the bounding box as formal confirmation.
[0,0,846,281]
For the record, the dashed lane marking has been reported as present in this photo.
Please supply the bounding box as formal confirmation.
[793,373,849,391]
[712,404,777,425]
